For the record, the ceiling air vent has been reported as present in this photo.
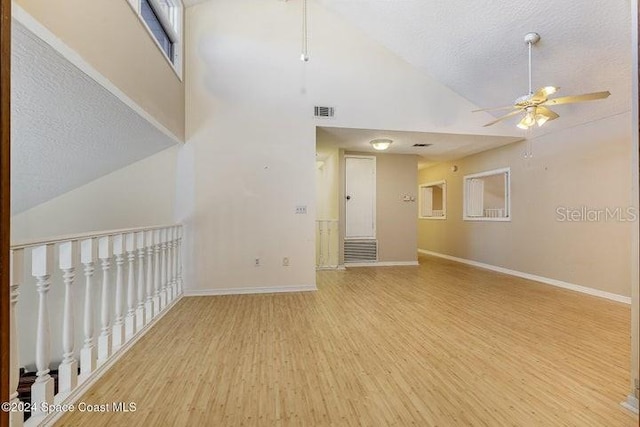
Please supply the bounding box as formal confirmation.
[314,106,335,118]
[413,143,433,147]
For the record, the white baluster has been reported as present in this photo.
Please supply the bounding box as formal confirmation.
[167,227,174,302]
[160,229,168,309]
[58,241,78,395]
[80,238,96,379]
[145,230,155,322]
[178,226,183,294]
[112,234,125,349]
[97,236,112,363]
[136,232,146,332]
[10,250,24,426]
[31,244,54,417]
[125,233,136,340]
[172,226,179,297]
[153,230,162,315]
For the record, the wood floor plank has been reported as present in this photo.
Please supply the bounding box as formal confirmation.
[56,255,637,426]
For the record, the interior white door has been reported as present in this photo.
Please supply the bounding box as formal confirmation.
[345,156,376,239]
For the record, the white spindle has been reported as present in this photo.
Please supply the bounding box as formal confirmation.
[145,230,155,322]
[125,233,137,340]
[31,244,54,416]
[98,236,112,363]
[112,234,125,349]
[177,226,183,294]
[167,227,174,302]
[172,226,179,297]
[136,232,146,332]
[153,230,162,314]
[80,238,96,378]
[160,229,168,309]
[10,250,24,426]
[58,241,78,395]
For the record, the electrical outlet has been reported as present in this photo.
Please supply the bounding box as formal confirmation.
[255,258,260,267]
[282,257,290,266]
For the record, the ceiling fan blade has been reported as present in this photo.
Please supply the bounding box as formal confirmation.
[536,106,559,120]
[530,86,559,104]
[472,105,517,113]
[483,109,523,127]
[542,91,610,106]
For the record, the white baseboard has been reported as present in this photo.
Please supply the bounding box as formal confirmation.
[38,294,184,427]
[418,249,631,304]
[621,394,639,414]
[345,261,419,268]
[316,265,346,271]
[183,285,317,296]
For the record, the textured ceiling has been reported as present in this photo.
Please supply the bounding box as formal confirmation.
[317,0,631,132]
[318,127,522,168]
[12,21,177,214]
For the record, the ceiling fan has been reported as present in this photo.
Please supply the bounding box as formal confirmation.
[474,32,610,129]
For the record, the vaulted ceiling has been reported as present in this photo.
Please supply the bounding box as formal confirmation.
[316,0,631,133]
[186,0,631,134]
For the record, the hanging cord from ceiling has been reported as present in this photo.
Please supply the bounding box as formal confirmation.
[301,0,309,62]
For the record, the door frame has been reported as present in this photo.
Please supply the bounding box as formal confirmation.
[344,154,376,240]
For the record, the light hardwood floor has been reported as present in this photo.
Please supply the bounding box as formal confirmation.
[56,255,637,426]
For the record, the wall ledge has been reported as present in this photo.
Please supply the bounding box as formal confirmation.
[418,249,631,304]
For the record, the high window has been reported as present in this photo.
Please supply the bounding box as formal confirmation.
[128,0,183,77]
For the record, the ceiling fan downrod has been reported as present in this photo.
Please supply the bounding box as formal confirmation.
[524,32,540,95]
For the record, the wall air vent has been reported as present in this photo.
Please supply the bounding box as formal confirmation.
[314,106,335,118]
[413,143,433,147]
[344,239,377,263]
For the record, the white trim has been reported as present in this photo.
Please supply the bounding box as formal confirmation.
[464,216,511,222]
[621,395,639,414]
[345,261,419,268]
[183,285,317,296]
[11,223,178,250]
[418,249,631,304]
[38,295,183,426]
[12,4,182,143]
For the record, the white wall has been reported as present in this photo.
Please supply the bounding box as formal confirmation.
[183,0,517,292]
[11,146,179,243]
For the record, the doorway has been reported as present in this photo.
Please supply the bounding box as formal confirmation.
[345,155,376,239]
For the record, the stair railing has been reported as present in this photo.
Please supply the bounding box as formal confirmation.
[8,224,183,426]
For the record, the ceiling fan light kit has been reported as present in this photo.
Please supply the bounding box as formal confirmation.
[474,32,610,129]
